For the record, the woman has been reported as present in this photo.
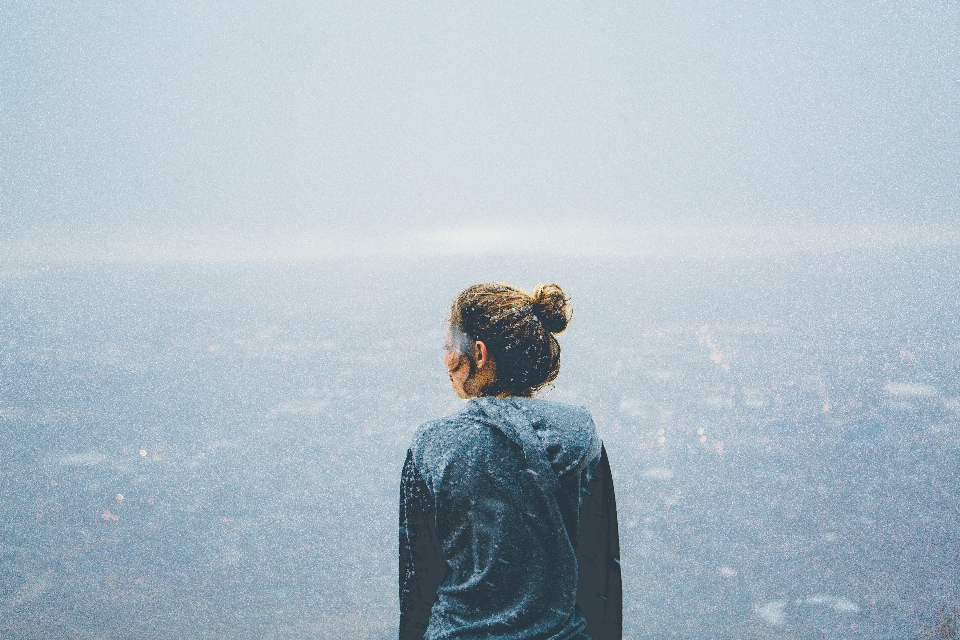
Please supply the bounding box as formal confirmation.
[399,283,621,640]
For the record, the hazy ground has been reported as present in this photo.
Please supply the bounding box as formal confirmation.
[0,249,958,639]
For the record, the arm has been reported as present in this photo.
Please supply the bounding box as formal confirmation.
[576,444,623,640]
[399,450,446,640]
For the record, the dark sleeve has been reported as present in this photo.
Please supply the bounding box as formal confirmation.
[399,449,446,640]
[576,444,622,640]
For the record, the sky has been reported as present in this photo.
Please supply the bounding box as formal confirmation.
[1,0,958,259]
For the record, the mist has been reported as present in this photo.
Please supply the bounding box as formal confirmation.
[1,2,959,639]
[3,0,958,246]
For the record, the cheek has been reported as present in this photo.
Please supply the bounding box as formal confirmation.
[443,351,456,371]
[445,353,469,384]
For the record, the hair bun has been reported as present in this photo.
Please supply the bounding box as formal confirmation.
[531,283,571,334]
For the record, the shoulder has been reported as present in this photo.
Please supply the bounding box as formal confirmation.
[519,398,602,472]
[410,409,481,455]
[531,399,595,423]
[410,399,503,445]
[409,403,519,482]
[520,398,599,447]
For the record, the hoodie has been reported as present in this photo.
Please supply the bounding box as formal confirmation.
[399,398,621,640]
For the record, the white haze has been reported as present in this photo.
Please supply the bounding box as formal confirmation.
[2,3,959,639]
[2,0,958,246]
[1,222,959,264]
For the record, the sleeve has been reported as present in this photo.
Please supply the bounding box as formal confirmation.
[575,444,623,640]
[399,449,446,640]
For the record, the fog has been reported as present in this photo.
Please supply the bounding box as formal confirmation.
[3,0,958,244]
[1,2,959,640]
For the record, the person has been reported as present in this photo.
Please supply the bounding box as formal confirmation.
[399,282,621,640]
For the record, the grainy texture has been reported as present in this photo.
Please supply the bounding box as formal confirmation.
[400,397,620,640]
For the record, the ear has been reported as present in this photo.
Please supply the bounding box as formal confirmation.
[474,340,489,369]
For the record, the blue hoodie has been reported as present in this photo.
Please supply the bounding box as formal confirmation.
[399,398,621,640]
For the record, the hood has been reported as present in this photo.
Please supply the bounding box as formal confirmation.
[468,397,602,479]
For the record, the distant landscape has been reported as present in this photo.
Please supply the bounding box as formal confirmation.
[1,248,958,639]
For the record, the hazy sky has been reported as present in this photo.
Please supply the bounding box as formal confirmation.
[2,0,958,248]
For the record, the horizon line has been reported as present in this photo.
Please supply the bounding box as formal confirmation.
[2,222,958,265]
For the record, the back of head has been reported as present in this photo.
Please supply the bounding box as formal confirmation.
[449,282,572,396]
